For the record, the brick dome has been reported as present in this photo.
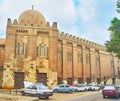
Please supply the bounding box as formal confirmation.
[18,9,46,26]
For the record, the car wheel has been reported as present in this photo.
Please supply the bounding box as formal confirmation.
[54,89,58,93]
[45,96,49,99]
[116,94,119,99]
[21,91,25,96]
[36,93,39,97]
[69,90,72,93]
[103,95,105,98]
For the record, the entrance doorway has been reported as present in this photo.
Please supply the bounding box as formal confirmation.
[14,72,24,89]
[58,78,62,85]
[87,78,91,84]
[67,78,73,85]
[78,78,83,84]
[37,73,47,86]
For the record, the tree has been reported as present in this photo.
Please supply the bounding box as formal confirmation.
[105,0,120,59]
[117,0,120,13]
[105,17,120,59]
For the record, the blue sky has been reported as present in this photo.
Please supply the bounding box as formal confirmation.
[0,0,119,45]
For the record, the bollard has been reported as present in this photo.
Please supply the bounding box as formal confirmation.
[9,88,11,94]
[16,89,17,95]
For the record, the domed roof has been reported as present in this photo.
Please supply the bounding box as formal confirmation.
[18,9,46,26]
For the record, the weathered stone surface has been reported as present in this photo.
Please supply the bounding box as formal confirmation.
[0,8,120,88]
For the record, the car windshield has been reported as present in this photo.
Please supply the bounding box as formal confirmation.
[37,85,48,90]
[77,85,84,87]
[27,85,34,89]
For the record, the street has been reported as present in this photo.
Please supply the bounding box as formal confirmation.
[68,91,120,101]
[0,90,120,101]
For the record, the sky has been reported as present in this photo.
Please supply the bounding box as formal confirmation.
[0,0,120,45]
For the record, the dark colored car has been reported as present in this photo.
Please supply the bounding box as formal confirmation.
[52,84,75,93]
[102,85,120,99]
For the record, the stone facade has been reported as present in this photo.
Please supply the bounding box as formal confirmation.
[57,33,120,85]
[0,38,5,67]
[0,9,120,88]
[0,38,5,88]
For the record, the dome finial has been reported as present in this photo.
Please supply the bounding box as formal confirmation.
[31,5,34,10]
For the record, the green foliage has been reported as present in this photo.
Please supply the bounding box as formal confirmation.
[105,0,120,59]
[117,0,120,13]
[105,17,120,59]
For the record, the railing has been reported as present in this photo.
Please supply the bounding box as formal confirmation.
[0,88,21,95]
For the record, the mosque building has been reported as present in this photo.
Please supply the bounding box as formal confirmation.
[0,8,120,88]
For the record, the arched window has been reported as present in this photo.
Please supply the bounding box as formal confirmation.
[67,51,72,61]
[67,52,69,61]
[17,43,20,55]
[86,53,90,64]
[38,43,47,57]
[39,44,42,56]
[57,49,61,61]
[78,53,82,63]
[22,43,25,55]
[16,43,25,55]
[44,46,47,56]
[95,50,100,67]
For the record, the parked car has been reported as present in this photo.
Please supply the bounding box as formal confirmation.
[85,84,100,91]
[98,84,105,89]
[20,83,53,99]
[51,84,75,93]
[115,84,120,88]
[102,85,120,99]
[72,84,86,92]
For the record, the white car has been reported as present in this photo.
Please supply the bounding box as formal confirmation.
[85,84,100,91]
[20,84,53,99]
[73,84,86,92]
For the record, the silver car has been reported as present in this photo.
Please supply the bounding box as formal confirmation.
[52,84,75,93]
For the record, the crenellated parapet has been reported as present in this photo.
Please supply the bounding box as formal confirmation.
[57,31,106,50]
[7,18,18,26]
[45,21,58,29]
[46,22,50,28]
[7,18,12,25]
[7,18,57,30]
[51,22,57,29]
[13,19,18,25]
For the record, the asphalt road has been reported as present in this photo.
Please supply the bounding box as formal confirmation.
[0,90,120,101]
[67,91,120,101]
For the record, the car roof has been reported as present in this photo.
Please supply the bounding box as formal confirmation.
[103,86,115,90]
[59,84,70,86]
[24,81,33,88]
